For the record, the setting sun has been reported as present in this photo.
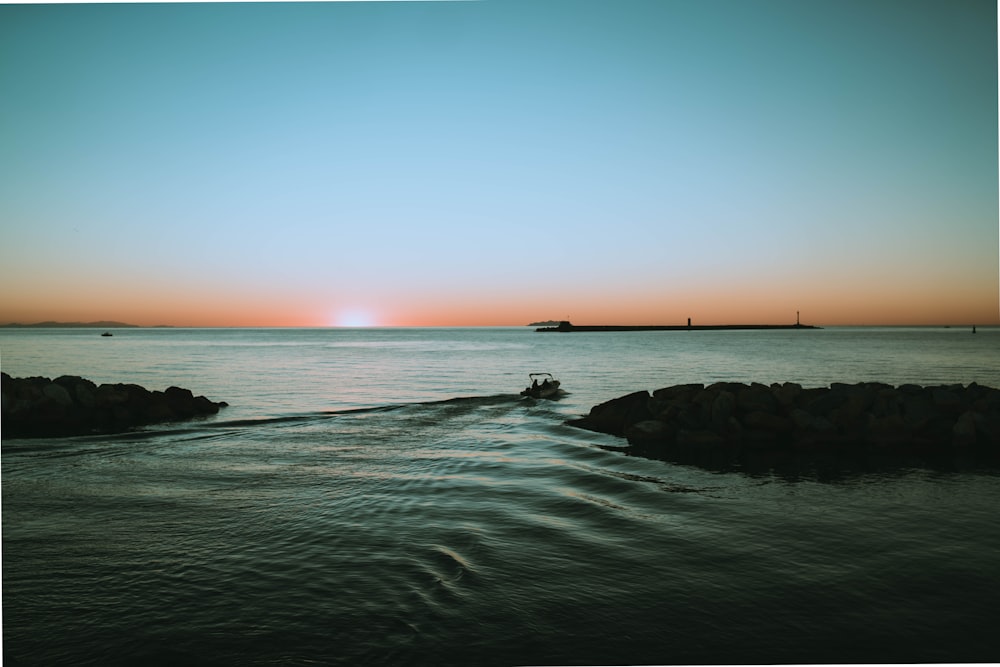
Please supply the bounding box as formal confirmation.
[333,309,378,328]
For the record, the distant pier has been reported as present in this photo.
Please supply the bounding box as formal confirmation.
[535,320,821,332]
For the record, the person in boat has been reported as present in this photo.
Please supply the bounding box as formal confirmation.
[541,378,551,389]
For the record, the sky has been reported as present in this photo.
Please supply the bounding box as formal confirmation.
[0,0,997,327]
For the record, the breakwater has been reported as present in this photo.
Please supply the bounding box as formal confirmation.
[568,381,1000,469]
[536,320,819,332]
[1,373,228,437]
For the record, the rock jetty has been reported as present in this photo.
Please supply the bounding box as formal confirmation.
[568,382,1000,469]
[2,373,228,438]
[536,320,819,332]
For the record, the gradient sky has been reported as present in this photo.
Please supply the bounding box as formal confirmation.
[1,0,997,327]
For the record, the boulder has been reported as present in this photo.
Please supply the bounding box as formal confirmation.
[932,387,964,415]
[567,390,650,437]
[652,384,704,402]
[742,410,793,434]
[773,382,803,408]
[74,381,98,408]
[42,382,74,407]
[710,390,736,431]
[95,383,130,407]
[805,389,847,417]
[789,408,834,432]
[952,411,979,447]
[737,383,777,414]
[624,419,674,445]
[676,428,726,449]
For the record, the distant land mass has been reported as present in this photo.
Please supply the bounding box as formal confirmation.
[1,321,141,328]
[527,320,563,327]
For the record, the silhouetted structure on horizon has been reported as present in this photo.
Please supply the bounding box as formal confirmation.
[537,319,820,332]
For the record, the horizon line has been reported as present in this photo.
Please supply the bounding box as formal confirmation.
[1,321,995,329]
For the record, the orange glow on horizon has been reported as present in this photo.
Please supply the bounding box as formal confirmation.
[2,276,997,328]
[4,300,999,328]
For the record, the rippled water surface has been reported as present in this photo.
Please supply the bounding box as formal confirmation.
[3,327,1000,665]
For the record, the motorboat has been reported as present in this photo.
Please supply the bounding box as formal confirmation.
[521,373,561,399]
[101,332,113,337]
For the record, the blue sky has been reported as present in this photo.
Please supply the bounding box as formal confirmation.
[1,0,996,326]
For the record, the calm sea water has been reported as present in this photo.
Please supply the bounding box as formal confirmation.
[3,326,1000,665]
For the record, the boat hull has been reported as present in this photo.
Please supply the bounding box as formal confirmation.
[520,381,561,399]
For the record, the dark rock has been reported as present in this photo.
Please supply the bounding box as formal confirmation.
[42,382,74,407]
[95,383,130,407]
[710,390,736,431]
[952,411,978,447]
[975,413,1000,443]
[805,390,847,417]
[676,428,726,449]
[165,386,198,418]
[143,391,176,421]
[1,374,227,438]
[73,380,98,408]
[707,381,746,394]
[165,386,194,401]
[741,428,784,450]
[871,387,901,418]
[742,410,793,434]
[625,419,674,445]
[569,381,1000,472]
[673,401,707,430]
[830,401,867,436]
[567,390,650,437]
[773,382,803,408]
[789,408,834,432]
[193,395,222,414]
[932,387,964,415]
[652,384,704,401]
[737,383,777,414]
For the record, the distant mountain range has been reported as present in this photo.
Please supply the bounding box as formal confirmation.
[1,321,142,328]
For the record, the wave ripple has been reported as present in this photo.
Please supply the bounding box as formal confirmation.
[5,384,1000,665]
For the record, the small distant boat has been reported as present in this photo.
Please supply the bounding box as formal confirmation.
[101,331,113,337]
[521,372,561,399]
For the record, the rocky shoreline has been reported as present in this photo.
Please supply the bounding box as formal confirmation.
[568,382,1000,470]
[2,373,228,438]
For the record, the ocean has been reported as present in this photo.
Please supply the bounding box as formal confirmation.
[3,326,1000,665]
